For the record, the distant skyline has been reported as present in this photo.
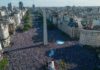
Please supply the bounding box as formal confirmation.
[0,0,100,7]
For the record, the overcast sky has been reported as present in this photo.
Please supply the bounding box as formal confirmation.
[0,0,100,7]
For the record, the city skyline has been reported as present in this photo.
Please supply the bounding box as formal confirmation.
[0,0,100,70]
[0,0,100,7]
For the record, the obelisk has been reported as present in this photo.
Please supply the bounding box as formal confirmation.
[43,9,48,45]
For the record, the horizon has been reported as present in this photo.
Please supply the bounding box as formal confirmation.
[0,0,100,7]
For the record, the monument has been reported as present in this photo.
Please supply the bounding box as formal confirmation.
[43,9,48,45]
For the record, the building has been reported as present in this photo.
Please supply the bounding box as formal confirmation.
[32,4,35,12]
[19,1,24,10]
[8,14,16,35]
[92,19,100,30]
[0,8,7,17]
[14,11,21,26]
[0,16,10,48]
[79,29,100,47]
[8,3,13,12]
[0,42,2,50]
[79,18,100,47]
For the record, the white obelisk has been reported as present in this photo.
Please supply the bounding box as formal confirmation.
[43,9,48,45]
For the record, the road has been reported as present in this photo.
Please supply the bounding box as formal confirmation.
[5,12,98,70]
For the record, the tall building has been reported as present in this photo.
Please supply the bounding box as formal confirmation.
[32,4,35,12]
[33,4,35,9]
[8,3,13,11]
[0,17,10,48]
[19,1,23,10]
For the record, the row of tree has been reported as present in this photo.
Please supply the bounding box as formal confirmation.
[23,10,32,31]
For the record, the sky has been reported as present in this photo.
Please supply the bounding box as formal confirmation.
[0,0,100,7]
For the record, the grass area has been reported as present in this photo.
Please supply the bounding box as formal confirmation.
[0,57,8,70]
[23,23,32,31]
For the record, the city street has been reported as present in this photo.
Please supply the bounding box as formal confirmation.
[5,12,98,70]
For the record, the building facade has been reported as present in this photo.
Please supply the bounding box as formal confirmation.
[0,18,10,48]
